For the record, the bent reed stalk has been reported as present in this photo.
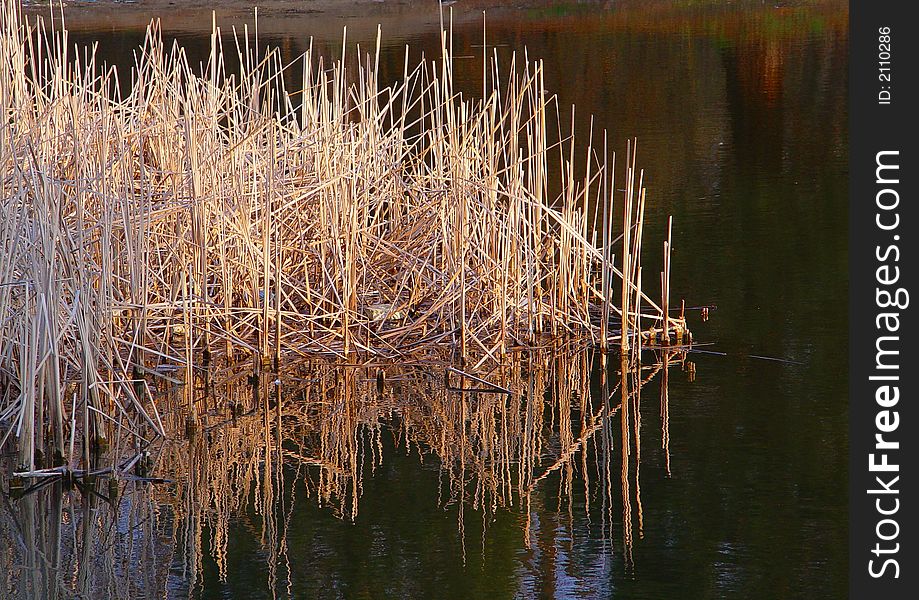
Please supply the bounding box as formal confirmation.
[0,4,688,473]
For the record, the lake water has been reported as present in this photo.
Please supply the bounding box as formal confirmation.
[3,1,848,598]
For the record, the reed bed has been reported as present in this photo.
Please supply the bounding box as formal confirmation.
[0,3,688,475]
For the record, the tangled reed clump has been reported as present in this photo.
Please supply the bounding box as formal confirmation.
[0,3,685,473]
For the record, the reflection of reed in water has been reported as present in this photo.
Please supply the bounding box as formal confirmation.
[2,347,690,596]
[1,472,180,598]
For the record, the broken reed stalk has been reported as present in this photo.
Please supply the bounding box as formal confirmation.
[0,4,686,472]
[662,215,673,344]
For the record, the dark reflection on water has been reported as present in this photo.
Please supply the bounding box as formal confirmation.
[5,1,847,598]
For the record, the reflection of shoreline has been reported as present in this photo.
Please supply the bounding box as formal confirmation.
[2,347,691,597]
[22,0,847,42]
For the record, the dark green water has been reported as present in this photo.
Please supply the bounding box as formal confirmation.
[4,2,848,598]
